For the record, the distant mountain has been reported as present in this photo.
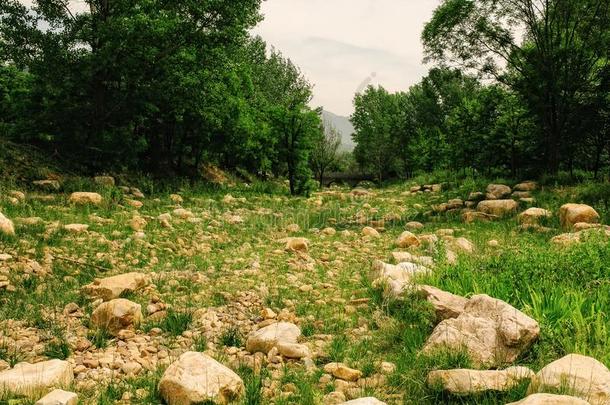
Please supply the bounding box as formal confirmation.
[322,110,356,152]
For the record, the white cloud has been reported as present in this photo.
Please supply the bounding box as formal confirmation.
[253,0,440,115]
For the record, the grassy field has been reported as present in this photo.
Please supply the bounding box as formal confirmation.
[0,175,609,404]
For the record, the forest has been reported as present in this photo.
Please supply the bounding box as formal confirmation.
[1,1,609,191]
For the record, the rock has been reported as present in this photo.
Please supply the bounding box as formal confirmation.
[486,184,512,200]
[477,200,519,217]
[559,204,600,230]
[33,180,60,191]
[173,208,194,219]
[325,391,347,404]
[507,394,591,405]
[528,354,610,405]
[90,298,143,336]
[514,181,538,192]
[125,199,143,209]
[518,208,552,225]
[340,398,387,405]
[463,211,498,224]
[285,237,309,252]
[82,272,149,301]
[396,231,420,248]
[423,294,540,367]
[9,191,25,201]
[392,252,434,267]
[551,232,582,246]
[468,192,485,202]
[324,363,362,382]
[0,360,73,398]
[68,192,103,205]
[170,194,183,204]
[451,237,475,254]
[362,227,380,238]
[94,176,115,187]
[573,222,602,232]
[0,212,15,236]
[410,186,422,193]
[416,285,468,321]
[64,224,88,234]
[130,216,147,231]
[406,221,424,230]
[427,366,534,395]
[512,191,532,199]
[35,389,78,405]
[285,223,300,233]
[246,322,301,354]
[372,260,431,297]
[159,352,244,405]
[277,342,311,359]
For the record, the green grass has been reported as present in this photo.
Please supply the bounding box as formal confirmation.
[1,174,609,404]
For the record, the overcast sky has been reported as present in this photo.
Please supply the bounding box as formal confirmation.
[20,0,439,116]
[253,0,440,116]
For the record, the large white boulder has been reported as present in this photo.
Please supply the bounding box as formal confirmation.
[35,389,78,405]
[159,352,244,405]
[528,354,610,405]
[559,204,600,230]
[422,295,540,367]
[0,360,73,398]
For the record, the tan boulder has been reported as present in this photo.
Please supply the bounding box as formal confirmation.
[130,216,147,231]
[0,360,73,398]
[559,204,600,229]
[68,192,103,205]
[324,363,362,382]
[514,181,538,192]
[285,237,309,252]
[518,208,552,225]
[427,366,534,395]
[486,184,512,200]
[93,176,115,187]
[0,212,15,236]
[64,224,89,234]
[391,252,434,267]
[477,200,519,217]
[170,194,183,204]
[33,180,60,191]
[396,231,420,248]
[362,227,380,238]
[90,298,142,336]
[416,285,468,321]
[507,394,591,405]
[528,354,610,405]
[463,211,498,223]
[35,389,78,405]
[173,208,194,219]
[422,295,539,367]
[245,322,301,354]
[159,352,244,405]
[277,342,311,359]
[406,221,424,230]
[82,272,149,301]
[451,237,475,254]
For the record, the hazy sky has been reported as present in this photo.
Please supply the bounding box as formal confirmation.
[20,0,439,116]
[253,0,440,116]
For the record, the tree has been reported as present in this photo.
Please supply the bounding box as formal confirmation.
[310,121,341,186]
[422,0,610,173]
[351,86,404,183]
